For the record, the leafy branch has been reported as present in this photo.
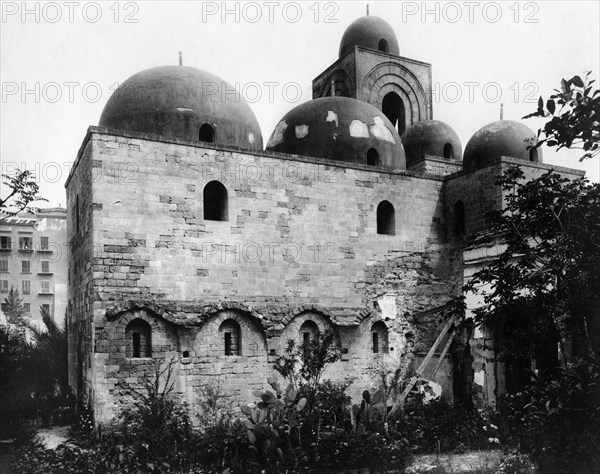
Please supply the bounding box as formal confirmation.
[524,72,600,161]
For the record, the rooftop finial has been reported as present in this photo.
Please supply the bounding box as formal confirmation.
[179,51,183,66]
[331,80,335,97]
[366,4,369,15]
[500,102,504,120]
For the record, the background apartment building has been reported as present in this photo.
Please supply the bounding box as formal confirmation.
[0,207,68,326]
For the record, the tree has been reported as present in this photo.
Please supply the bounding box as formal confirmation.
[524,72,600,161]
[466,166,600,364]
[3,286,25,325]
[274,330,341,418]
[0,168,47,215]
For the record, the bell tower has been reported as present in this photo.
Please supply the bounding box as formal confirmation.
[312,13,432,135]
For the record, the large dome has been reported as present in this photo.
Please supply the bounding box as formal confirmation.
[401,120,463,167]
[99,65,263,150]
[339,15,399,57]
[266,97,405,169]
[463,120,542,171]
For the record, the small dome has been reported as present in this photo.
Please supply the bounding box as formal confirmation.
[339,15,399,57]
[401,120,463,167]
[99,65,263,150]
[266,97,405,169]
[463,120,542,171]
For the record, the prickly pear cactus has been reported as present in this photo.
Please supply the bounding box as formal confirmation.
[238,375,307,464]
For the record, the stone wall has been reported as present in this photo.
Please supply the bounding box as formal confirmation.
[66,127,466,423]
[65,139,96,405]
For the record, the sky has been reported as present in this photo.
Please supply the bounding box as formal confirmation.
[1,1,599,207]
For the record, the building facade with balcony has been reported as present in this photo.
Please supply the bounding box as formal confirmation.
[0,208,68,325]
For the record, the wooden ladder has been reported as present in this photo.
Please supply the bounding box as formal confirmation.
[389,315,457,417]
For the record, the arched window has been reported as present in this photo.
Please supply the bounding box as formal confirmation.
[378,39,388,53]
[443,143,453,159]
[199,123,215,143]
[371,321,389,353]
[220,319,241,356]
[367,148,379,166]
[125,319,152,358]
[454,201,466,237]
[299,320,319,345]
[377,201,395,235]
[382,92,406,135]
[203,181,228,221]
[529,147,538,162]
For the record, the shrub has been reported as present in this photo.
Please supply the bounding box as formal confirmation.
[114,360,197,470]
[393,399,491,453]
[298,379,352,430]
[495,359,600,473]
[12,441,97,474]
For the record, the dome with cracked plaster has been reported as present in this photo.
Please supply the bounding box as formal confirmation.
[339,15,400,57]
[99,65,263,150]
[463,120,542,172]
[401,120,463,167]
[266,97,405,169]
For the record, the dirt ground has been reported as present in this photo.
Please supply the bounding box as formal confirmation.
[406,450,504,473]
[36,425,71,449]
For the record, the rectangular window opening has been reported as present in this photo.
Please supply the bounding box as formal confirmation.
[373,333,380,353]
[224,332,233,356]
[132,332,141,358]
[0,236,11,250]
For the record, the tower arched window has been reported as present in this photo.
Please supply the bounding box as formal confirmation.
[125,319,152,358]
[220,319,241,356]
[443,143,453,159]
[199,123,215,143]
[377,200,395,235]
[378,39,388,53]
[371,321,389,353]
[203,181,228,221]
[382,92,406,135]
[454,201,466,237]
[367,148,379,166]
[299,320,319,345]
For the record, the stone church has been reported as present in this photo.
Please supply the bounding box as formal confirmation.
[65,14,585,423]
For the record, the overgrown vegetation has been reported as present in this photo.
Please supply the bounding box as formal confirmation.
[0,308,68,443]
